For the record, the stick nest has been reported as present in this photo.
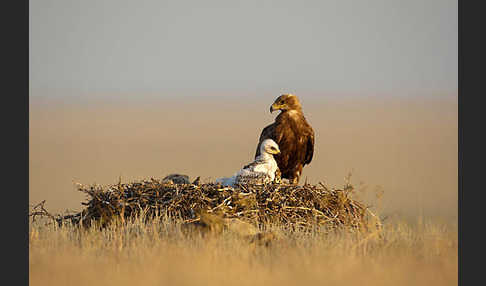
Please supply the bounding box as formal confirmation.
[30,178,376,232]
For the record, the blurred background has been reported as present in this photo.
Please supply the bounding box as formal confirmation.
[30,0,457,219]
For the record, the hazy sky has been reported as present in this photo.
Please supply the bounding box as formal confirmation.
[30,0,457,96]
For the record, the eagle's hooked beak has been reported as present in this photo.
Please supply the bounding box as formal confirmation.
[270,103,280,113]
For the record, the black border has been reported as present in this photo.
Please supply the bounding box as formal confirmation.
[5,0,29,285]
[459,1,483,285]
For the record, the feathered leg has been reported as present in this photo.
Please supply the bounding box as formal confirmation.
[290,165,303,184]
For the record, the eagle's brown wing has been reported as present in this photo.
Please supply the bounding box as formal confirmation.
[304,128,315,165]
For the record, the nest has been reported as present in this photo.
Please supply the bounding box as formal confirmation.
[30,177,376,232]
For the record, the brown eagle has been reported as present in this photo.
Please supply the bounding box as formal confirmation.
[254,94,315,184]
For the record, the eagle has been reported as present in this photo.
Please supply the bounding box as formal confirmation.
[216,139,281,187]
[254,94,315,184]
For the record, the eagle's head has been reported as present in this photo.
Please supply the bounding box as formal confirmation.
[261,139,281,155]
[270,94,302,113]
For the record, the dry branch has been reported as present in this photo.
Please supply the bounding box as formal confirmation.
[30,178,376,232]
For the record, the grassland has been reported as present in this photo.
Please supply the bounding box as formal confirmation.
[29,95,457,285]
[29,214,457,286]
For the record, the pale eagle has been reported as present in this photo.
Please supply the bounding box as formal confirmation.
[216,139,281,187]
